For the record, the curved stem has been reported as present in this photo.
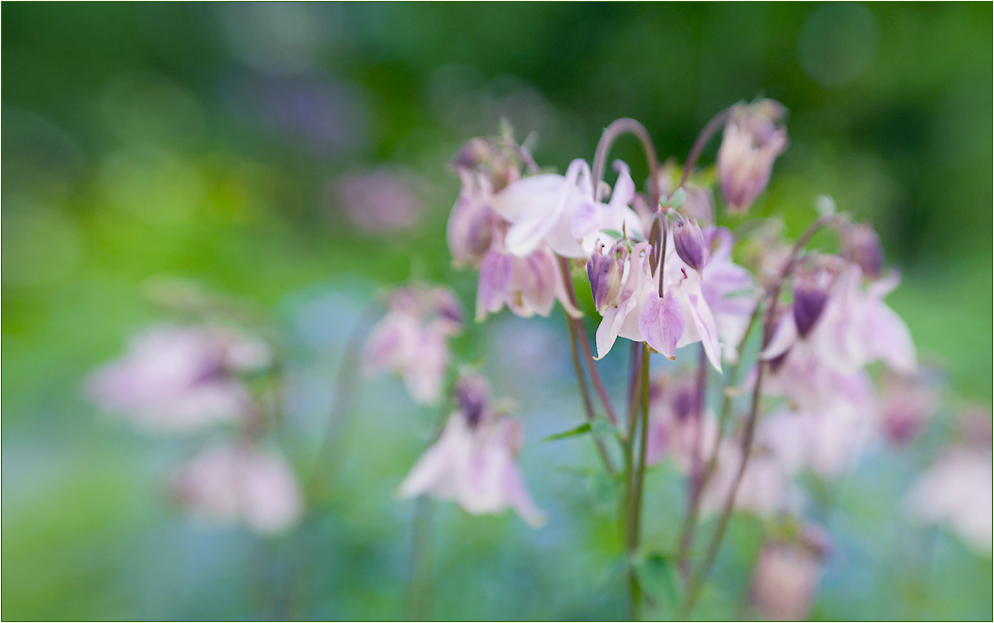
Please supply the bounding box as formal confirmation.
[592,118,661,207]
[678,107,733,189]
[565,310,616,476]
[679,215,842,617]
[558,256,620,426]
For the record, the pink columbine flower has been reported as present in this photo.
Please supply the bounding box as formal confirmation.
[489,158,594,258]
[751,527,829,621]
[905,444,993,554]
[475,226,581,322]
[758,408,870,479]
[591,232,723,371]
[717,99,789,214]
[362,286,463,406]
[763,263,916,376]
[86,325,270,435]
[398,375,546,528]
[447,169,497,268]
[170,443,303,535]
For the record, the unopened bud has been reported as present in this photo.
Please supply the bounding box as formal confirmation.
[587,244,626,313]
[792,259,834,339]
[717,99,789,214]
[451,138,492,171]
[672,215,708,273]
[455,374,491,428]
[842,222,884,280]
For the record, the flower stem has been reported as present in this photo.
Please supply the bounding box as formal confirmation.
[565,310,616,476]
[678,215,841,617]
[405,495,435,620]
[624,343,650,621]
[592,118,661,206]
[678,107,732,189]
[558,255,620,427]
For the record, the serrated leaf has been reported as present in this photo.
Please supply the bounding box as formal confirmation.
[541,422,591,443]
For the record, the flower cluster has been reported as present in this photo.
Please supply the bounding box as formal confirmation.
[87,323,302,535]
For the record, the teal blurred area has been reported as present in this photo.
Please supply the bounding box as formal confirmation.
[2,3,991,620]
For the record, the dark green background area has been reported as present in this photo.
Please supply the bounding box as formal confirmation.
[3,3,991,620]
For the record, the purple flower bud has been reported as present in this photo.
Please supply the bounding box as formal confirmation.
[842,222,884,280]
[450,137,520,192]
[586,244,626,313]
[672,215,708,273]
[717,100,789,214]
[792,259,834,339]
[455,374,491,428]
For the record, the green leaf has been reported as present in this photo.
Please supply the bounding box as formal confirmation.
[600,228,624,240]
[636,553,683,612]
[540,422,591,443]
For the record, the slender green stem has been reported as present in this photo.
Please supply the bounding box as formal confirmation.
[565,310,616,476]
[624,343,651,621]
[405,495,435,621]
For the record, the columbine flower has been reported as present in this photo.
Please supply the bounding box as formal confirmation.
[717,99,789,214]
[447,169,497,268]
[570,160,644,254]
[905,444,993,554]
[751,527,828,621]
[398,375,546,527]
[763,263,916,376]
[170,443,303,535]
[362,286,463,406]
[86,325,270,435]
[841,221,884,280]
[475,225,581,322]
[489,158,593,258]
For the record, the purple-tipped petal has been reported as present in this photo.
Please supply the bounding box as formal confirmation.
[638,290,685,359]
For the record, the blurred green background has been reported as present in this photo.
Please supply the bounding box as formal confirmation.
[3,3,991,620]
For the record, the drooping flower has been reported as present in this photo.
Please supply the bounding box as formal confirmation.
[717,99,789,214]
[398,374,546,527]
[475,229,582,322]
[86,325,270,435]
[447,169,497,268]
[751,527,829,621]
[489,158,593,258]
[170,443,303,535]
[362,286,463,406]
[841,221,884,281]
[763,263,916,376]
[905,444,993,554]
